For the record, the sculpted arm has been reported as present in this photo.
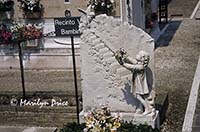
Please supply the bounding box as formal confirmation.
[122,63,144,71]
[123,56,137,64]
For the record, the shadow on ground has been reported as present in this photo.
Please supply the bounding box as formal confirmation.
[155,20,182,49]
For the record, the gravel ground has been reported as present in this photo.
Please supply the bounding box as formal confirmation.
[155,19,200,132]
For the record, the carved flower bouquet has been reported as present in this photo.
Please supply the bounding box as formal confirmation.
[88,0,116,15]
[0,24,12,44]
[0,0,14,11]
[84,105,121,132]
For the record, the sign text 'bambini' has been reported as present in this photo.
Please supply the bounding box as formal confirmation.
[54,17,81,36]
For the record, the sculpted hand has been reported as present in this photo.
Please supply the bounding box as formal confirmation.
[117,57,124,65]
[114,50,124,65]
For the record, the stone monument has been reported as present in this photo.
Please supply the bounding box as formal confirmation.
[78,6,159,128]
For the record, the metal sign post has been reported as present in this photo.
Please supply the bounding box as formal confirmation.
[70,36,80,123]
[54,17,81,124]
[18,41,26,99]
[0,41,26,99]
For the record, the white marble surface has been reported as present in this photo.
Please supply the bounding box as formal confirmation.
[80,14,155,113]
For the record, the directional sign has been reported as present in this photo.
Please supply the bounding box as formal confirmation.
[54,17,81,36]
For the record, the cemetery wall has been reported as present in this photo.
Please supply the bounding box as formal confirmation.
[12,0,120,19]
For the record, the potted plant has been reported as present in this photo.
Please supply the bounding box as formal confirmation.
[0,23,43,48]
[0,24,12,44]
[20,0,43,18]
[22,24,43,47]
[10,22,22,42]
[88,0,116,16]
[0,0,14,12]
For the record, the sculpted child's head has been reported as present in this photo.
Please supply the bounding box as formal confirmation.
[136,50,150,66]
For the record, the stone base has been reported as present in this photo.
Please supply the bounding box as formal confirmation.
[155,92,169,125]
[119,111,160,129]
[80,110,160,129]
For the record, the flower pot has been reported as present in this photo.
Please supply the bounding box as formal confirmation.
[26,39,39,48]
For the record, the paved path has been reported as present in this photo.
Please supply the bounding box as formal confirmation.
[168,0,199,18]
[182,57,200,132]
[194,1,200,19]
[192,86,200,132]
[155,19,200,132]
[191,3,200,131]
[183,2,200,132]
[0,126,57,132]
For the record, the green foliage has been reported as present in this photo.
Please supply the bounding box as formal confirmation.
[117,122,160,132]
[60,122,86,132]
[60,122,160,132]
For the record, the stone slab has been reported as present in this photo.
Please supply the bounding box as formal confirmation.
[79,12,158,128]
[80,111,159,129]
[80,14,155,112]
[155,92,169,125]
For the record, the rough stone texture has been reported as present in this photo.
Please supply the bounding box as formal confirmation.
[80,14,155,113]
[155,19,200,132]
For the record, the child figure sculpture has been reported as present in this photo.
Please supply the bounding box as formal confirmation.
[115,49,155,115]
